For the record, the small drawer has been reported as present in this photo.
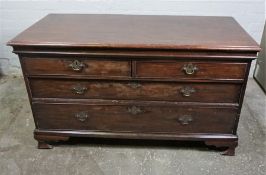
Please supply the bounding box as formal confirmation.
[135,61,247,80]
[22,57,131,77]
[33,103,237,134]
[30,79,242,103]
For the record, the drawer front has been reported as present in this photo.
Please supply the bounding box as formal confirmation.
[136,61,247,80]
[33,103,237,134]
[22,57,131,77]
[30,79,242,103]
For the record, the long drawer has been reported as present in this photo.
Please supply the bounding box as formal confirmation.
[135,61,247,80]
[22,57,131,77]
[30,79,242,103]
[33,103,237,134]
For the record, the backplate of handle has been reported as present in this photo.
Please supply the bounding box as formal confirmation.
[69,60,86,71]
[178,115,193,125]
[75,111,89,122]
[127,106,144,115]
[72,84,87,95]
[180,86,196,97]
[183,63,198,75]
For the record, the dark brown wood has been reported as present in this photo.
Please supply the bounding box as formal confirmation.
[12,48,258,60]
[34,129,238,155]
[34,133,69,149]
[32,103,238,133]
[32,99,239,109]
[205,140,238,156]
[7,14,260,52]
[22,57,131,77]
[29,79,242,103]
[136,61,247,80]
[233,61,252,134]
[7,14,260,155]
[34,129,238,140]
[26,74,246,83]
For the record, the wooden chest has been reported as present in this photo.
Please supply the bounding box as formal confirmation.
[8,14,260,155]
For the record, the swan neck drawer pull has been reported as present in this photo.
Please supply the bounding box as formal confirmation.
[72,84,87,95]
[178,115,193,125]
[127,106,144,115]
[183,63,198,75]
[75,111,89,122]
[180,86,196,97]
[69,60,86,71]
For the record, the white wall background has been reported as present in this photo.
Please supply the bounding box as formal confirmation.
[0,0,265,75]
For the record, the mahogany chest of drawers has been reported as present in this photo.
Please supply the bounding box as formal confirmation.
[8,14,260,155]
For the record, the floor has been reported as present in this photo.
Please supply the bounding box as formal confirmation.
[0,75,265,175]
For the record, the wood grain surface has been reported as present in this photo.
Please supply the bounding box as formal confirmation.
[30,79,242,103]
[33,103,237,134]
[8,14,260,51]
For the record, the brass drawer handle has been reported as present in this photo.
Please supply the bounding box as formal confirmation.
[69,60,86,71]
[127,82,142,89]
[183,63,198,75]
[75,111,88,122]
[178,115,193,125]
[72,84,87,95]
[127,106,144,115]
[180,86,196,97]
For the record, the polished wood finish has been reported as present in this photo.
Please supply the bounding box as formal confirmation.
[8,14,260,156]
[205,140,238,156]
[33,103,237,133]
[30,79,242,103]
[8,14,259,51]
[136,61,247,80]
[22,57,131,77]
[34,134,69,149]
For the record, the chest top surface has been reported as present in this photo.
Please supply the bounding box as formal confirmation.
[8,14,260,52]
